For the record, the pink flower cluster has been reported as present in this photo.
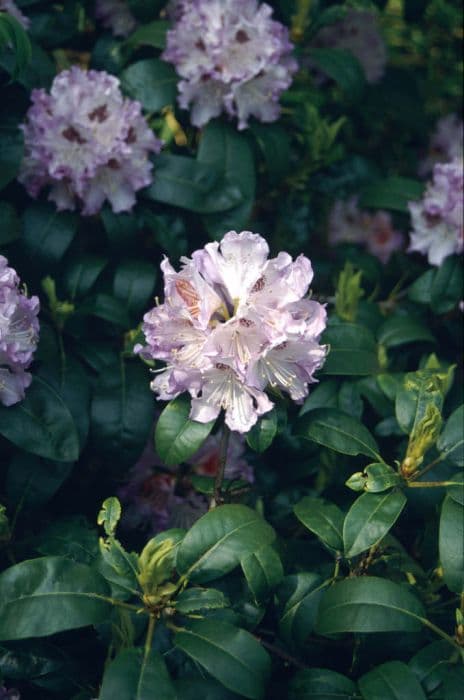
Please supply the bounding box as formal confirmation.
[162,0,298,129]
[136,231,327,433]
[118,429,253,534]
[311,9,386,85]
[95,0,137,37]
[0,0,29,29]
[0,256,39,407]
[408,159,463,266]
[419,114,463,177]
[328,197,404,263]
[18,66,162,215]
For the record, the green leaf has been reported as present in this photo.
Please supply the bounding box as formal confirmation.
[359,661,427,700]
[0,124,23,191]
[99,647,176,700]
[439,495,464,594]
[0,201,20,245]
[288,668,357,700]
[113,259,156,317]
[321,323,379,375]
[176,504,276,584]
[294,497,344,550]
[343,491,407,558]
[155,395,215,466]
[447,472,464,505]
[0,639,66,682]
[78,293,131,328]
[146,153,243,214]
[63,255,107,300]
[437,405,464,466]
[407,269,434,305]
[6,453,73,511]
[22,203,78,266]
[296,408,381,460]
[315,577,426,635]
[308,47,365,99]
[0,13,32,77]
[175,678,240,699]
[0,557,112,640]
[277,574,326,647]
[409,640,456,696]
[123,20,169,52]
[175,588,229,614]
[98,497,122,537]
[241,545,283,604]
[359,177,424,213]
[363,463,402,493]
[90,359,155,466]
[120,58,178,111]
[0,376,80,462]
[35,516,99,565]
[377,316,434,348]
[430,255,463,314]
[246,409,277,452]
[175,619,270,700]
[395,369,447,436]
[300,379,339,415]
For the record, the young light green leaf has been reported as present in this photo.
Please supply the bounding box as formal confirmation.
[97,497,122,537]
[175,588,229,614]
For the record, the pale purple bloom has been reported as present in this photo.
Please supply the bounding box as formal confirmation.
[311,9,386,85]
[136,231,327,433]
[162,0,298,129]
[118,427,253,534]
[95,0,137,37]
[328,198,404,263]
[419,114,463,177]
[0,256,39,407]
[0,687,20,700]
[18,66,162,215]
[0,0,29,29]
[408,158,463,266]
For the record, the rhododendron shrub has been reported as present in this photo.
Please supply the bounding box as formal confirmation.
[0,2,462,699]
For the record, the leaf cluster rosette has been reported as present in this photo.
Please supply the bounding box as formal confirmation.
[162,0,298,129]
[0,255,39,406]
[18,66,163,215]
[408,158,464,265]
[136,230,327,433]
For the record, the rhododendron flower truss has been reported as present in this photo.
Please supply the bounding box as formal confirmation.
[162,0,298,129]
[0,256,40,407]
[136,231,327,433]
[18,67,162,215]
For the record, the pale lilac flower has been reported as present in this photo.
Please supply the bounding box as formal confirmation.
[0,687,20,700]
[419,114,463,177]
[118,428,253,534]
[0,0,29,29]
[136,231,327,433]
[162,0,298,129]
[18,66,162,215]
[95,0,137,37]
[0,256,39,407]
[328,198,404,263]
[311,9,386,85]
[408,158,463,266]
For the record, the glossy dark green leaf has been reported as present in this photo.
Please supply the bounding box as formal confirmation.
[377,316,434,348]
[359,177,424,213]
[146,153,243,214]
[363,463,402,492]
[78,293,131,328]
[321,323,379,375]
[294,497,344,550]
[407,269,434,305]
[296,408,381,460]
[101,207,139,250]
[0,13,32,77]
[175,619,271,700]
[113,259,157,316]
[277,573,326,646]
[430,255,463,314]
[124,20,169,51]
[6,453,73,511]
[288,668,357,700]
[63,255,107,300]
[175,677,240,699]
[300,379,339,415]
[22,203,78,265]
[246,409,277,452]
[176,504,276,584]
[175,588,229,614]
[359,661,427,700]
[439,495,464,593]
[155,395,215,466]
[0,124,23,190]
[437,404,464,466]
[0,376,79,462]
[35,516,99,565]
[315,577,425,635]
[343,491,407,557]
[0,201,20,245]
[120,58,178,111]
[90,359,155,466]
[409,641,456,696]
[241,544,283,604]
[99,647,176,700]
[0,557,112,640]
[308,47,365,99]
